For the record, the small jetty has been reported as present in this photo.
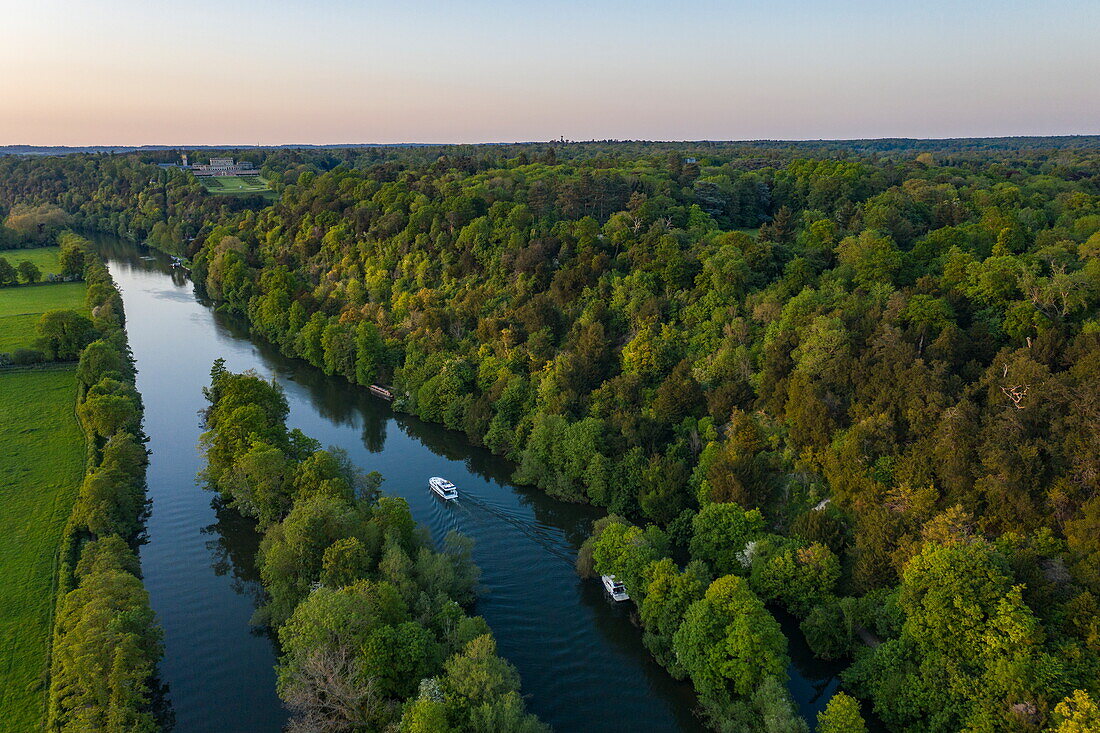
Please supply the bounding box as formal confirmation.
[369,384,394,400]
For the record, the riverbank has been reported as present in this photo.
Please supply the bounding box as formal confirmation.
[92,233,851,731]
[44,234,162,730]
[95,234,712,731]
[0,234,161,731]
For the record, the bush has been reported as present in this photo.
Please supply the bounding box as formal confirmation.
[17,260,42,284]
[0,256,16,285]
[748,538,841,616]
[48,543,161,731]
[58,234,87,278]
[73,432,148,538]
[689,502,767,576]
[77,391,141,440]
[817,692,867,733]
[11,347,46,365]
[672,575,788,702]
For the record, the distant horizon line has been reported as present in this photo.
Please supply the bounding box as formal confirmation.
[4,133,1100,151]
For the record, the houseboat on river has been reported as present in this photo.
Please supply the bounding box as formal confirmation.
[601,575,630,602]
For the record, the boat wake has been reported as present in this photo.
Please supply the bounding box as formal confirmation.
[453,492,577,568]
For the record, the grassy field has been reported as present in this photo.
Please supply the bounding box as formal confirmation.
[199,175,273,195]
[0,247,62,277]
[0,282,88,353]
[0,368,84,730]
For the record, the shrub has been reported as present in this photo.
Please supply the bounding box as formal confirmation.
[11,347,46,365]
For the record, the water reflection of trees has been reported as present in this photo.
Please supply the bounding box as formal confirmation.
[577,581,704,731]
[150,675,176,732]
[201,497,267,607]
[208,311,390,451]
[392,411,599,549]
[92,232,196,296]
[772,606,843,719]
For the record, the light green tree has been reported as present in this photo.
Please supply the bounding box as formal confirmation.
[689,502,766,576]
[1049,690,1100,733]
[672,574,788,701]
[817,691,867,733]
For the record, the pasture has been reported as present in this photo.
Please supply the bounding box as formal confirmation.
[0,282,88,352]
[0,368,84,730]
[0,247,62,276]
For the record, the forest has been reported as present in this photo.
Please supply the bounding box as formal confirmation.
[200,362,546,732]
[0,139,1098,731]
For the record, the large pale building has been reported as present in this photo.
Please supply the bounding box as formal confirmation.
[188,157,256,177]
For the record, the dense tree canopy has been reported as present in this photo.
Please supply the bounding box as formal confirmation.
[2,140,1099,731]
[201,365,544,731]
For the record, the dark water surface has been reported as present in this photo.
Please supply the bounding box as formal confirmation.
[98,236,838,732]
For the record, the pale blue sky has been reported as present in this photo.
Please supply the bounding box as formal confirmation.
[1,0,1097,144]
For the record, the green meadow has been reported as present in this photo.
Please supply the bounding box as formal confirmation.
[0,247,62,277]
[199,175,273,195]
[0,368,84,730]
[0,282,87,352]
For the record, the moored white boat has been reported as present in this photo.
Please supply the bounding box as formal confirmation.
[601,574,629,602]
[429,476,458,501]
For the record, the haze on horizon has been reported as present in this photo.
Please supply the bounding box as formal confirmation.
[2,0,1098,146]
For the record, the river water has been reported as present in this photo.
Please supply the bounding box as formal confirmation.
[97,236,839,732]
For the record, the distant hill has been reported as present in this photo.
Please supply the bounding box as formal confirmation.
[2,135,1100,156]
[0,143,431,156]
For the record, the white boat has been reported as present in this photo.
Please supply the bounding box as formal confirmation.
[429,476,458,501]
[601,574,629,602]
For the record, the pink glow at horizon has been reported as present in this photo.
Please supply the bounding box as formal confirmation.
[2,0,1098,145]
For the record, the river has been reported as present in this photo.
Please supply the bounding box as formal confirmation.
[96,235,840,732]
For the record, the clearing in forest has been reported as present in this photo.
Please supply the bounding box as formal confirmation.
[0,368,85,730]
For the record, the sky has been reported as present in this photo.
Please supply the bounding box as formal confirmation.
[1,0,1098,145]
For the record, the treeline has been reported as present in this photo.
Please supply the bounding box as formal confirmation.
[47,233,162,731]
[0,202,73,248]
[1,144,1099,729]
[200,363,546,732]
